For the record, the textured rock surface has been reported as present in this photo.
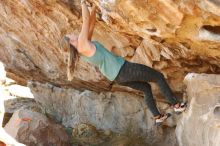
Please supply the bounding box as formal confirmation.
[28,81,178,146]
[3,98,40,127]
[71,123,110,145]
[4,109,71,146]
[176,73,220,146]
[0,87,31,146]
[0,0,219,94]
[0,0,220,145]
[28,81,158,130]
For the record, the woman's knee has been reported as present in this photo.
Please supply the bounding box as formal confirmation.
[142,83,152,94]
[155,72,165,81]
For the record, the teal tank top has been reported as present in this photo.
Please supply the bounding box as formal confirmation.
[81,41,125,81]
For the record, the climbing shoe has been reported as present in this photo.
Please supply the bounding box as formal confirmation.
[174,102,187,114]
[155,113,171,126]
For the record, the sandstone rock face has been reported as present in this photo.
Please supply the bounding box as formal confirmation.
[176,73,220,146]
[0,0,220,145]
[4,109,70,146]
[0,0,219,94]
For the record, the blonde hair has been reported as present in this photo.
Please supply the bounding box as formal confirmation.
[60,37,79,81]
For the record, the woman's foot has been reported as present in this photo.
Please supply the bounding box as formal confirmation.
[173,102,187,114]
[154,113,171,126]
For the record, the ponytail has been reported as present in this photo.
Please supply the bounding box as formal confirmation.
[67,45,79,81]
[60,37,79,81]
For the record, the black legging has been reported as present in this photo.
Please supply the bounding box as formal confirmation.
[114,61,179,116]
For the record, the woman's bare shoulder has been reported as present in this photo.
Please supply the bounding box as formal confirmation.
[78,40,96,57]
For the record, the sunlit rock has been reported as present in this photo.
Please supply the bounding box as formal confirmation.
[0,0,219,93]
[176,73,220,146]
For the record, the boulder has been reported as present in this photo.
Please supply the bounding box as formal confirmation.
[28,81,156,131]
[4,109,71,146]
[3,98,40,127]
[176,73,220,146]
[28,81,178,146]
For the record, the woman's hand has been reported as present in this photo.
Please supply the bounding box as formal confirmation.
[81,0,86,5]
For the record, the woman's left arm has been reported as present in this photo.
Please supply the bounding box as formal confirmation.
[78,1,90,53]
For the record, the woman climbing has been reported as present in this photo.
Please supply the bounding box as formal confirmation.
[62,0,187,125]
